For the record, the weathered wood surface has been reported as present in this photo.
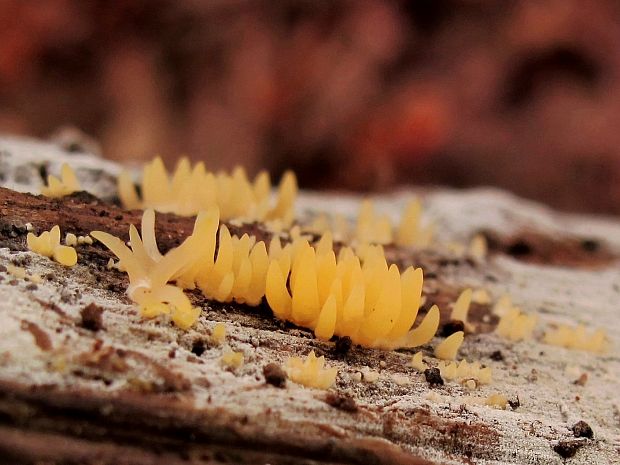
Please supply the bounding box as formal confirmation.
[0,136,618,465]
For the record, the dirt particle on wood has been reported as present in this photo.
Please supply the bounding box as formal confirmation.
[79,303,104,332]
[324,392,358,412]
[441,319,465,337]
[20,320,52,351]
[424,367,444,386]
[572,421,593,439]
[553,439,586,459]
[333,336,352,357]
[263,363,287,388]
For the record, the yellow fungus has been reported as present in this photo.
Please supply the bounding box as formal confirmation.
[360,367,380,383]
[438,359,492,385]
[395,199,434,248]
[27,225,77,267]
[410,352,428,371]
[221,347,244,369]
[65,233,77,247]
[544,324,608,353]
[53,245,78,267]
[450,288,472,328]
[285,351,337,389]
[211,322,227,345]
[41,163,81,198]
[496,307,538,342]
[468,234,487,261]
[91,209,209,329]
[471,288,491,305]
[434,331,464,360]
[492,294,513,317]
[485,393,508,409]
[264,235,436,348]
[118,157,297,223]
[6,264,28,279]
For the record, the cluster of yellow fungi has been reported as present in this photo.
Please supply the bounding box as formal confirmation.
[265,232,439,348]
[91,206,442,350]
[285,351,338,389]
[41,163,81,198]
[437,359,492,385]
[306,199,434,248]
[544,324,608,353]
[117,157,297,224]
[32,157,611,396]
[27,225,77,267]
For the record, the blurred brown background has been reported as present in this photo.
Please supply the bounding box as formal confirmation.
[2,0,620,214]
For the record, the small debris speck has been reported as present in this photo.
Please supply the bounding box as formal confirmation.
[573,373,588,386]
[572,420,593,439]
[324,392,358,412]
[490,350,504,361]
[334,336,352,356]
[263,363,287,388]
[79,303,104,332]
[508,396,520,410]
[553,439,585,459]
[441,319,465,337]
[424,367,444,386]
[191,340,206,357]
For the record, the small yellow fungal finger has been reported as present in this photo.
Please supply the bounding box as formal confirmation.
[435,331,464,360]
[53,245,78,267]
[385,266,423,340]
[410,352,428,371]
[265,261,292,319]
[451,288,472,323]
[171,306,201,330]
[404,305,440,348]
[314,294,337,340]
[211,322,227,345]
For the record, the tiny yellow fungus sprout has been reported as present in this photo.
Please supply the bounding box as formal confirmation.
[471,288,491,305]
[434,331,464,360]
[410,352,428,371]
[286,351,337,389]
[395,199,434,248]
[265,237,439,348]
[27,225,77,267]
[221,347,244,368]
[356,200,393,245]
[41,163,81,198]
[118,157,297,224]
[6,264,28,279]
[450,288,475,333]
[468,234,488,261]
[211,322,227,345]
[492,294,513,317]
[544,324,608,353]
[495,307,538,342]
[437,359,492,385]
[485,393,508,409]
[65,233,77,247]
[305,199,433,249]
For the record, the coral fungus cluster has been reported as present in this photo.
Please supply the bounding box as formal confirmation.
[544,324,608,353]
[118,157,297,223]
[286,351,338,389]
[306,199,434,248]
[265,233,439,348]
